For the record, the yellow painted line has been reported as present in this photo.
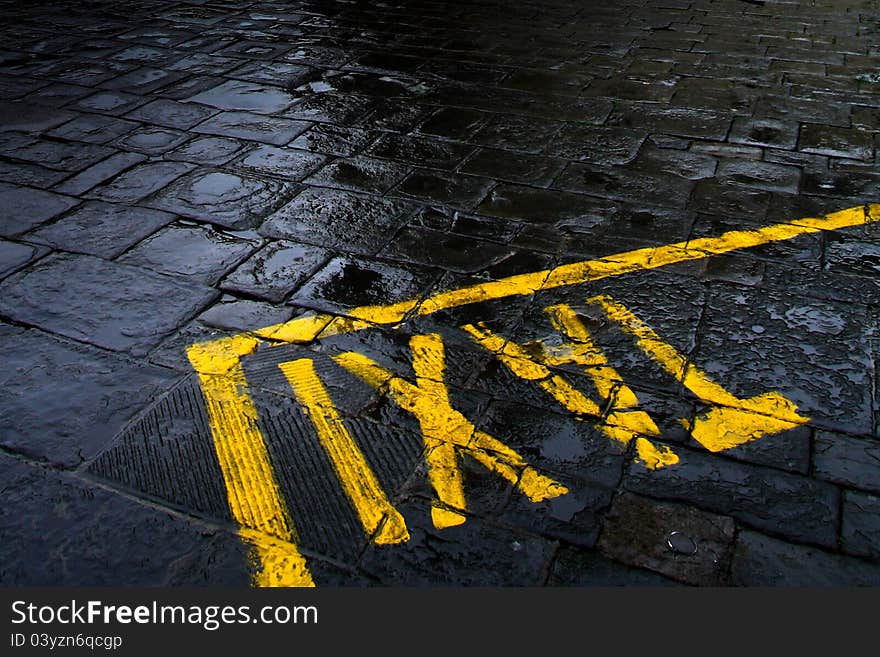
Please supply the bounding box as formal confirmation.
[590,295,810,451]
[462,310,678,470]
[187,338,314,587]
[186,204,876,586]
[333,334,568,529]
[245,205,877,344]
[278,358,409,545]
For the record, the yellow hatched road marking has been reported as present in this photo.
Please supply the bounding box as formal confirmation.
[185,204,878,586]
[334,334,568,529]
[278,358,410,544]
[590,295,810,451]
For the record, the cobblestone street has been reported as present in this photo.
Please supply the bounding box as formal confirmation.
[1,0,880,586]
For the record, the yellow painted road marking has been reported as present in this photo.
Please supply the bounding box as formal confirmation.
[187,337,314,587]
[248,205,877,343]
[278,358,410,545]
[590,295,810,451]
[186,204,877,586]
[462,310,678,470]
[333,334,568,529]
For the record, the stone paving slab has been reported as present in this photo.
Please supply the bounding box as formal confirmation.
[1,0,879,588]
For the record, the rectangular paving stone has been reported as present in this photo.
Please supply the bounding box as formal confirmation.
[124,97,218,129]
[547,546,680,586]
[0,100,76,133]
[260,187,415,255]
[814,431,880,494]
[1,452,248,585]
[304,155,410,194]
[359,501,557,585]
[53,151,147,196]
[729,116,799,149]
[367,133,474,170]
[607,102,731,139]
[0,182,79,237]
[625,444,839,547]
[478,183,623,223]
[842,490,880,559]
[221,239,330,303]
[0,160,68,188]
[100,66,185,94]
[226,60,317,87]
[380,226,517,275]
[555,163,695,208]
[193,110,311,145]
[799,123,874,161]
[0,252,217,356]
[164,136,245,165]
[0,323,179,467]
[597,492,735,585]
[470,113,565,154]
[460,148,566,186]
[113,126,190,155]
[694,283,873,435]
[73,89,147,116]
[234,144,327,180]
[143,168,296,230]
[2,138,116,172]
[285,92,375,124]
[715,160,801,194]
[417,107,488,140]
[289,123,376,157]
[186,79,297,114]
[547,125,647,165]
[86,161,194,203]
[0,239,43,279]
[197,298,293,331]
[119,224,259,285]
[731,529,880,586]
[393,170,495,209]
[26,200,173,258]
[46,113,140,144]
[289,254,439,315]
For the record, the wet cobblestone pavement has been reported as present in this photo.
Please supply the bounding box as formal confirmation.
[1,0,880,587]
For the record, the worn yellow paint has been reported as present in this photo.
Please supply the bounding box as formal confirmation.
[239,529,315,587]
[187,337,314,587]
[186,204,875,586]
[462,316,676,469]
[278,358,409,544]
[238,205,876,343]
[333,334,568,529]
[590,295,810,451]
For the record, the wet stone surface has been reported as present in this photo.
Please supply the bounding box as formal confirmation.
[0,324,179,467]
[26,200,174,258]
[2,0,880,587]
[597,492,735,585]
[118,224,259,284]
[260,187,415,255]
[289,255,439,315]
[193,110,311,145]
[0,239,42,279]
[87,161,194,203]
[0,253,216,356]
[144,169,295,229]
[841,491,880,559]
[221,239,330,303]
[234,144,327,180]
[1,453,248,585]
[625,444,840,548]
[0,182,79,236]
[359,502,557,585]
[731,530,880,586]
